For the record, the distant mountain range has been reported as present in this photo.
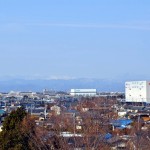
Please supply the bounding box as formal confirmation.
[0,78,125,92]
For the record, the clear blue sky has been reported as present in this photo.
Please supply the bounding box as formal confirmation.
[0,0,150,80]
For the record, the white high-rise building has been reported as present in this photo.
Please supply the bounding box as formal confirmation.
[125,81,150,103]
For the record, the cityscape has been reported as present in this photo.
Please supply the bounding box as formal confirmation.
[0,0,150,150]
[0,82,150,149]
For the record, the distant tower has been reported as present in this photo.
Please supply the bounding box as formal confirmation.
[43,89,47,94]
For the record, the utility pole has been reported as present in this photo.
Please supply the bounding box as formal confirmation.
[44,104,47,119]
[73,113,76,135]
[137,115,140,150]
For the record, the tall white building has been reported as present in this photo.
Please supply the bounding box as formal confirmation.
[125,81,150,103]
[70,89,97,97]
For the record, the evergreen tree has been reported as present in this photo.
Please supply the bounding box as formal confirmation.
[0,107,29,150]
[0,107,61,150]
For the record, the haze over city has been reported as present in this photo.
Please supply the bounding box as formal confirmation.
[0,1,150,91]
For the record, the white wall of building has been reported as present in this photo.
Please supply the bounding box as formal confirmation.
[125,81,150,103]
[70,89,97,96]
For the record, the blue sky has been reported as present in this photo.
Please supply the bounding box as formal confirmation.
[0,0,150,80]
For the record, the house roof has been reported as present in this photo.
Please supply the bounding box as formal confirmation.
[110,119,132,128]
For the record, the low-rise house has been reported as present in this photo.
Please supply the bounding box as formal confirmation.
[6,106,21,114]
[110,119,133,130]
[0,109,6,123]
[51,105,61,115]
[63,110,78,118]
[0,109,5,117]
[117,109,127,118]
[28,107,47,118]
